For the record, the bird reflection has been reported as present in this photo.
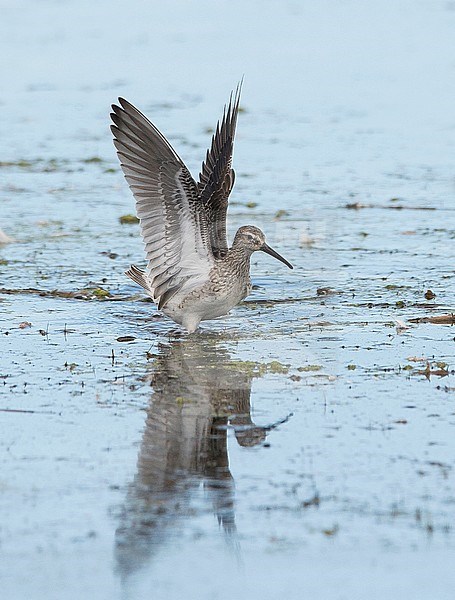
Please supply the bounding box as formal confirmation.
[115,337,270,578]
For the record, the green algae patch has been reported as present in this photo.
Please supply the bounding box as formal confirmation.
[0,286,141,302]
[224,360,289,377]
[175,396,196,406]
[83,156,103,164]
[267,360,289,374]
[274,209,289,220]
[298,365,322,372]
[92,287,111,298]
[0,159,34,168]
[119,214,140,224]
[0,158,70,171]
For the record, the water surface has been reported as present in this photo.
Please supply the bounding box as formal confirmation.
[1,1,455,598]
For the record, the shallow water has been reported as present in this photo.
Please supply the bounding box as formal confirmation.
[1,1,455,598]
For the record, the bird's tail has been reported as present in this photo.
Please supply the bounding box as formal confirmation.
[125,265,154,297]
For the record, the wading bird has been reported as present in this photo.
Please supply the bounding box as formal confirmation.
[111,85,292,333]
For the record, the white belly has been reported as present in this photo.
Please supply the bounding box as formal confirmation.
[162,277,251,332]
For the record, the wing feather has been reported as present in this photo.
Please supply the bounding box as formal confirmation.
[197,81,242,257]
[111,98,214,307]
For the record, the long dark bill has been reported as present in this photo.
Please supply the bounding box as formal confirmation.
[261,244,293,269]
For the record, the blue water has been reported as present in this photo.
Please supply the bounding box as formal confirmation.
[1,1,455,598]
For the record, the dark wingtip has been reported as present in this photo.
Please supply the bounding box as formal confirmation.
[110,104,123,120]
[118,97,133,111]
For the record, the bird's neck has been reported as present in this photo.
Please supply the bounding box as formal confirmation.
[225,245,252,270]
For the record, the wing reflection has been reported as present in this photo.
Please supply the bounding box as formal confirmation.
[115,338,268,577]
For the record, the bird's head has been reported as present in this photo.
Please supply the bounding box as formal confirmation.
[233,225,293,269]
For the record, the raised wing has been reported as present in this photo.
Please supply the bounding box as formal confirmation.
[111,98,214,309]
[197,83,242,258]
